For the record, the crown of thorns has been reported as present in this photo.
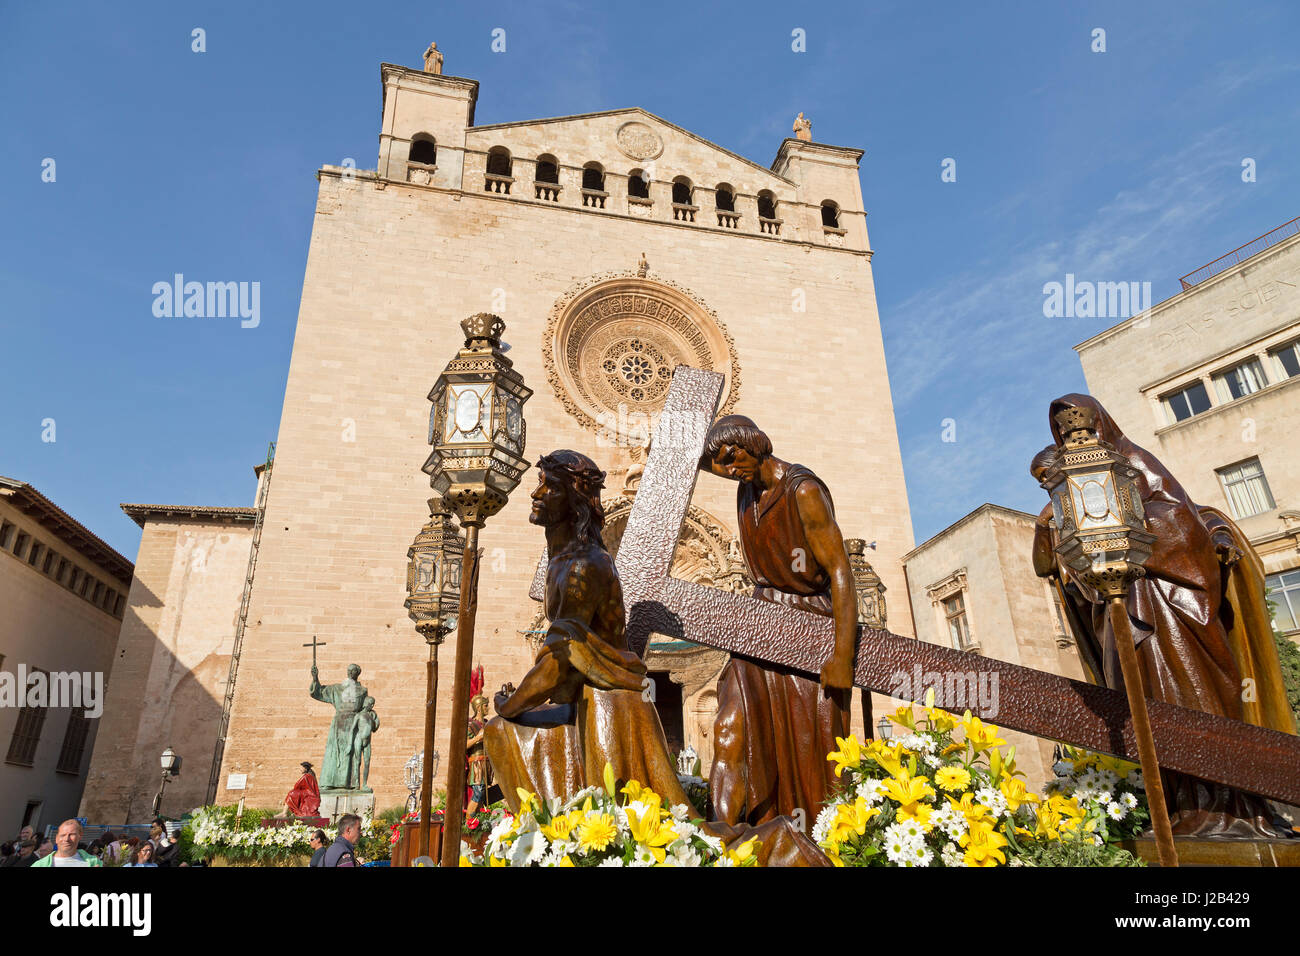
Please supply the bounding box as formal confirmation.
[537,452,606,499]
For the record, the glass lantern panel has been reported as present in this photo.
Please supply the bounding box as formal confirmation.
[445,384,491,443]
[1069,471,1120,531]
[413,554,436,593]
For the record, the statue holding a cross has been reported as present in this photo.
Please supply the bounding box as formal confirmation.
[699,414,859,826]
[305,636,373,792]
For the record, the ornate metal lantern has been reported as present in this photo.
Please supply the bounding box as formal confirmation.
[1041,405,1154,598]
[404,501,464,642]
[403,749,440,813]
[424,313,533,527]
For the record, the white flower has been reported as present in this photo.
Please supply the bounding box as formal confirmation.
[597,857,625,867]
[975,787,1008,817]
[670,843,702,867]
[1120,792,1138,810]
[941,842,965,867]
[508,829,548,867]
[696,831,724,854]
[811,805,836,844]
[1107,802,1125,821]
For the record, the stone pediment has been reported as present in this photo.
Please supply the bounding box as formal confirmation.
[465,108,793,196]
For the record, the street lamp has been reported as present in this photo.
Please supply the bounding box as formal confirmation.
[152,746,181,818]
[405,502,463,858]
[1040,404,1177,867]
[424,313,532,867]
[403,749,441,814]
[877,716,893,741]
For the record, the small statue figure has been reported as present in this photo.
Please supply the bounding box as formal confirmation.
[1033,394,1297,840]
[466,668,492,816]
[699,415,857,826]
[793,112,812,142]
[310,663,369,790]
[350,696,380,793]
[423,41,443,74]
[637,252,649,277]
[282,761,320,818]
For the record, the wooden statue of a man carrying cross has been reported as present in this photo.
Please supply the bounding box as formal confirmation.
[700,415,859,826]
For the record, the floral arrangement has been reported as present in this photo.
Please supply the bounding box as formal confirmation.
[187,805,390,865]
[1044,744,1149,843]
[387,806,500,847]
[813,693,1141,867]
[459,764,759,867]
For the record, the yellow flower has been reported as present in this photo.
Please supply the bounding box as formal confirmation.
[826,797,881,845]
[934,766,971,792]
[880,772,935,827]
[557,855,575,867]
[541,813,576,843]
[603,762,618,797]
[515,788,540,816]
[577,812,619,853]
[960,712,1006,753]
[960,820,1008,867]
[927,707,958,733]
[1000,777,1039,814]
[948,792,995,828]
[488,854,507,867]
[827,735,862,777]
[625,806,674,863]
[891,704,917,731]
[458,855,472,867]
[867,740,905,777]
[723,838,759,865]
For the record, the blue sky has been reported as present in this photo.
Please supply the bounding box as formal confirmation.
[2,0,1298,560]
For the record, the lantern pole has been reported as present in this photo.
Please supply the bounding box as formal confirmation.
[440,525,481,867]
[417,625,442,858]
[1104,590,1178,867]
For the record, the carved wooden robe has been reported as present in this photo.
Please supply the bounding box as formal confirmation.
[710,462,850,826]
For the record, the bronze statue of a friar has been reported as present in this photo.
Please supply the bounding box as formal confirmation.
[486,450,829,865]
[1033,394,1297,840]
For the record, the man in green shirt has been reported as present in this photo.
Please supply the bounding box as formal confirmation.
[32,820,102,867]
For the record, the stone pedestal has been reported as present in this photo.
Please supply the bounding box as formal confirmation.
[320,789,375,821]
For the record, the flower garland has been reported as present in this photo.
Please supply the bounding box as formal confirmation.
[188,806,389,864]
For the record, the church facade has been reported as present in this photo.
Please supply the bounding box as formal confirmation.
[87,49,917,820]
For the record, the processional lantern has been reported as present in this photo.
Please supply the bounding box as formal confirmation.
[1042,405,1155,598]
[424,313,532,867]
[1038,404,1178,867]
[405,502,464,643]
[424,313,533,527]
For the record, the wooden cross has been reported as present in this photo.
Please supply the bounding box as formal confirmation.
[535,366,1300,805]
[303,635,327,669]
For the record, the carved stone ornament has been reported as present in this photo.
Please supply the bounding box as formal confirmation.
[615,120,665,161]
[543,271,741,440]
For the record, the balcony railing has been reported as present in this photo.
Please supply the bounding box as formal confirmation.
[581,188,608,209]
[484,173,513,195]
[716,211,740,229]
[1179,216,1300,290]
[672,203,698,223]
[534,182,561,202]
[759,216,782,236]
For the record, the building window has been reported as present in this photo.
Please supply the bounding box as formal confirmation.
[1267,569,1300,633]
[56,558,69,585]
[943,593,973,649]
[408,134,437,167]
[6,697,47,767]
[757,190,777,220]
[56,710,92,775]
[535,154,559,184]
[13,532,30,561]
[1217,458,1275,519]
[671,177,693,205]
[581,162,604,191]
[42,550,56,575]
[27,542,44,567]
[714,183,735,212]
[1213,358,1269,403]
[821,200,841,228]
[1161,380,1212,424]
[0,521,15,550]
[486,146,512,176]
[1269,339,1300,380]
[627,168,650,199]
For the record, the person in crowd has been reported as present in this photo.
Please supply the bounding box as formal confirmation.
[32,820,102,867]
[308,829,329,867]
[2,839,38,867]
[124,843,158,867]
[320,815,361,867]
[35,838,54,859]
[155,829,181,867]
